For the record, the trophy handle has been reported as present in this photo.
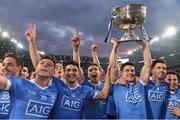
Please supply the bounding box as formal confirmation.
[140,26,150,42]
[104,18,113,42]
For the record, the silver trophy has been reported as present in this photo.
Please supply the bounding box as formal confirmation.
[111,4,147,42]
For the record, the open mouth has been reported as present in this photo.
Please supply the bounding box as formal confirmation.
[91,74,97,78]
[41,68,48,72]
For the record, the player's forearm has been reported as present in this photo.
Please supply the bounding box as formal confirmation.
[142,43,152,68]
[140,42,152,84]
[73,48,80,65]
[96,72,110,99]
[109,45,118,67]
[78,68,84,84]
[109,45,119,83]
[28,41,41,69]
[91,51,101,68]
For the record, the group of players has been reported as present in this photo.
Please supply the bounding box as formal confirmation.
[0,24,179,119]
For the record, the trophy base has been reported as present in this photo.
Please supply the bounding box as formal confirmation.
[118,30,140,42]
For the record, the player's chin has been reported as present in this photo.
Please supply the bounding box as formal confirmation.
[127,78,135,82]
[38,73,51,77]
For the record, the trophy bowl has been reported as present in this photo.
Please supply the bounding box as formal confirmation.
[112,4,146,42]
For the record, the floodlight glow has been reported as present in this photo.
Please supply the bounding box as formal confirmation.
[38,51,45,55]
[118,58,129,63]
[150,37,159,44]
[162,34,165,39]
[11,38,17,43]
[168,54,175,57]
[17,43,23,49]
[152,37,159,42]
[2,31,9,38]
[128,50,133,55]
[138,61,144,63]
[160,56,165,59]
[165,26,176,36]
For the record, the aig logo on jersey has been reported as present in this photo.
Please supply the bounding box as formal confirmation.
[148,90,165,102]
[25,100,53,117]
[61,95,82,111]
[167,100,180,108]
[126,91,142,103]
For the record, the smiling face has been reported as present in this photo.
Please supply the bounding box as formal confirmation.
[1,57,19,76]
[152,63,167,81]
[64,64,79,84]
[165,74,178,91]
[35,59,55,78]
[121,65,136,83]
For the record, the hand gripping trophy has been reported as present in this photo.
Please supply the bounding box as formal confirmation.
[104,4,149,42]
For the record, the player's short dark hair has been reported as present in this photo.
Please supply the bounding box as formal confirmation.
[3,52,23,66]
[166,70,179,83]
[152,59,166,69]
[88,63,98,69]
[64,60,79,70]
[120,62,135,71]
[40,55,56,67]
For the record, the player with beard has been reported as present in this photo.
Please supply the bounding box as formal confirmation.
[146,59,168,119]
[82,63,108,119]
[107,37,152,119]
[50,61,111,119]
[165,70,180,119]
[0,52,23,118]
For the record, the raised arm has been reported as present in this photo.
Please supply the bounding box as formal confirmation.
[71,30,84,83]
[94,66,111,99]
[109,38,120,83]
[137,38,152,84]
[91,44,105,80]
[25,24,40,69]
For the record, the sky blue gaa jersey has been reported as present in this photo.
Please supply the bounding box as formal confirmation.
[81,80,107,119]
[7,76,58,119]
[146,80,168,119]
[106,84,116,117]
[112,80,147,119]
[165,88,180,119]
[0,90,10,119]
[50,80,96,119]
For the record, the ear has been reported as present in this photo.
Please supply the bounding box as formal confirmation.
[87,72,90,78]
[151,68,154,75]
[17,66,22,74]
